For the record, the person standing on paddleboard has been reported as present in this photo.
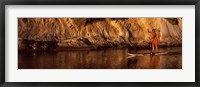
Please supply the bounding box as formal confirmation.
[148,29,159,53]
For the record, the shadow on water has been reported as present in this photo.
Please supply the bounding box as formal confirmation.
[18,47,182,69]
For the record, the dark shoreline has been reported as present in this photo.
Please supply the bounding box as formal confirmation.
[18,45,182,52]
[18,39,182,51]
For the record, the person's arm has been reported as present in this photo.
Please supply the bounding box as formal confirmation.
[148,29,153,40]
[156,30,160,40]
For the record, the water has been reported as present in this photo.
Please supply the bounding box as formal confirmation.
[18,47,182,69]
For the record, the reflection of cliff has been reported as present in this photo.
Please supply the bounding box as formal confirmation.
[18,18,182,49]
[18,49,128,69]
[18,47,182,69]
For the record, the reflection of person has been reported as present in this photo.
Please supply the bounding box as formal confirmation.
[148,29,159,53]
[151,55,160,69]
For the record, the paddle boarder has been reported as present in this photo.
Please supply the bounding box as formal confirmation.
[148,29,159,53]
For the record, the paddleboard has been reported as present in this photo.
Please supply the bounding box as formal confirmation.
[127,52,168,58]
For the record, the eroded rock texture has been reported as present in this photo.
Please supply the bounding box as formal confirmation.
[18,18,182,49]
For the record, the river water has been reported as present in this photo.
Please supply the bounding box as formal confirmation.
[18,47,182,69]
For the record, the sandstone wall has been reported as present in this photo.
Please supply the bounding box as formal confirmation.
[18,18,182,49]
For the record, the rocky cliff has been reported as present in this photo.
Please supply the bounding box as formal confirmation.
[18,18,182,49]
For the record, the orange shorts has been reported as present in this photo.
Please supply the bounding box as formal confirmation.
[152,38,158,45]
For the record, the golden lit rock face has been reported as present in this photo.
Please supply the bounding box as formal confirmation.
[18,18,182,48]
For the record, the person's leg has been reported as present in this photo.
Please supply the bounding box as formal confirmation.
[152,39,158,53]
[155,44,158,52]
[152,43,154,53]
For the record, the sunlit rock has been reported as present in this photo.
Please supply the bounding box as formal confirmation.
[18,18,182,49]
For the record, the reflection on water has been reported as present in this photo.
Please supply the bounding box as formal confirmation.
[18,47,182,69]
